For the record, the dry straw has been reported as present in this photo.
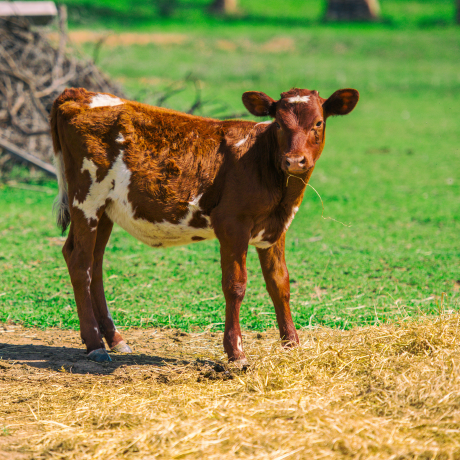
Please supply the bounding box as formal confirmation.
[2,314,460,459]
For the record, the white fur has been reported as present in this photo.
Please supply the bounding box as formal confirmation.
[287,95,310,104]
[116,133,125,143]
[254,121,272,127]
[73,152,215,247]
[89,94,123,109]
[284,206,299,232]
[237,336,243,352]
[235,136,248,148]
[249,229,273,249]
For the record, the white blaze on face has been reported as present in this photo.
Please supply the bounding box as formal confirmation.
[249,229,273,249]
[284,206,300,233]
[116,133,125,143]
[287,95,310,104]
[89,94,124,109]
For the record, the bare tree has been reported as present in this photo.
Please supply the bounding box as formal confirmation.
[325,0,380,21]
[210,0,238,15]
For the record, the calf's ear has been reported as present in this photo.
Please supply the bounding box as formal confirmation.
[323,89,359,117]
[242,91,277,117]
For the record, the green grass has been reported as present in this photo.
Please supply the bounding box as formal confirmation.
[60,0,456,30]
[0,1,459,332]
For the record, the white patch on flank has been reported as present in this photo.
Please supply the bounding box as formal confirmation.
[116,133,125,143]
[237,336,243,352]
[235,136,248,148]
[72,151,215,247]
[249,229,273,249]
[284,206,299,233]
[89,94,123,109]
[73,157,113,224]
[287,95,310,104]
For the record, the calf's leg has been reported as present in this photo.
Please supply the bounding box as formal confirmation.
[219,238,249,364]
[91,212,132,353]
[257,235,299,346]
[63,219,110,363]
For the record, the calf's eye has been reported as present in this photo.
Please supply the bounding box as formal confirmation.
[316,121,323,127]
[274,121,281,129]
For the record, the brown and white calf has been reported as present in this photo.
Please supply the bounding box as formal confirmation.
[50,86,359,363]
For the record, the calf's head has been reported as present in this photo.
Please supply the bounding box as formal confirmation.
[242,88,359,174]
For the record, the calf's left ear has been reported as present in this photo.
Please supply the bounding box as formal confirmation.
[322,89,359,117]
[242,91,277,117]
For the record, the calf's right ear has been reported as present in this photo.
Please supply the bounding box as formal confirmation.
[242,92,277,117]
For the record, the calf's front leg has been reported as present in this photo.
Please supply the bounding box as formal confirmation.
[219,238,249,364]
[257,234,299,346]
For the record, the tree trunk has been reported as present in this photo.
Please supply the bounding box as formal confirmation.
[210,0,238,15]
[325,0,380,21]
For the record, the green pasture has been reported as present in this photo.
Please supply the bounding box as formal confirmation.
[63,0,456,29]
[0,1,459,332]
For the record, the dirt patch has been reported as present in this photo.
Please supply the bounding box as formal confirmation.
[0,325,234,375]
[261,37,295,53]
[1,317,460,459]
[48,31,189,47]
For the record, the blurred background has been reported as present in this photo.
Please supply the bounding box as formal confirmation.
[0,0,459,332]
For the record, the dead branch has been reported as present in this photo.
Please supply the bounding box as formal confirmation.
[0,15,124,173]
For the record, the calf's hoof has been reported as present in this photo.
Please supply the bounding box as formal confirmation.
[87,348,112,363]
[229,357,249,369]
[111,341,133,354]
[281,338,300,349]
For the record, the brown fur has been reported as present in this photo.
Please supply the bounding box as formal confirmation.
[50,86,359,362]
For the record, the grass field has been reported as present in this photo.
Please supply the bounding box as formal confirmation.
[0,1,459,334]
[1,2,460,459]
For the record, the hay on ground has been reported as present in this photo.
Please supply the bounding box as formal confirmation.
[1,315,460,459]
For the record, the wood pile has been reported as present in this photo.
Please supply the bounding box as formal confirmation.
[0,14,124,176]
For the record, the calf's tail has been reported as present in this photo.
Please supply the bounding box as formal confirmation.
[50,99,70,234]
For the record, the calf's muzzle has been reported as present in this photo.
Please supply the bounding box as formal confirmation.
[282,155,313,174]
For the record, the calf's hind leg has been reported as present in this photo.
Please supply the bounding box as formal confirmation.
[91,212,132,353]
[63,220,111,362]
[257,235,299,346]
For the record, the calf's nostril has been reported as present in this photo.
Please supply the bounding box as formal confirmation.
[299,158,306,165]
[285,159,291,166]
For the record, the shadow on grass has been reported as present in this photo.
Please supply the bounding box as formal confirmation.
[0,342,189,375]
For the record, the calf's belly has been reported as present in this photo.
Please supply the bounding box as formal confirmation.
[105,201,216,248]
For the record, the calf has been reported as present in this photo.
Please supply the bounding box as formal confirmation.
[50,87,359,363]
